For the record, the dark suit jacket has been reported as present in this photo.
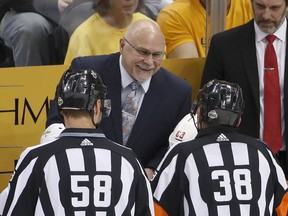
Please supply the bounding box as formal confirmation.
[201,19,288,162]
[47,52,192,169]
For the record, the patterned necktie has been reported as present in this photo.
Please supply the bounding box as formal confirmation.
[263,35,282,154]
[122,81,142,145]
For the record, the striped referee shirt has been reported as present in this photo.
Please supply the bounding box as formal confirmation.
[151,126,288,216]
[0,128,154,216]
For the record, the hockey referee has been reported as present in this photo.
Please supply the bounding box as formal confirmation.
[151,79,288,216]
[0,69,154,215]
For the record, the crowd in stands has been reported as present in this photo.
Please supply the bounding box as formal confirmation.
[0,0,288,215]
[157,0,253,58]
[0,0,171,67]
[63,0,151,65]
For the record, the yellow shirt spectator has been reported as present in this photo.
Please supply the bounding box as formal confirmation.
[64,12,151,65]
[157,0,253,58]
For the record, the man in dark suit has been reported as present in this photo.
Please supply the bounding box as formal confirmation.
[45,19,192,179]
[201,0,288,178]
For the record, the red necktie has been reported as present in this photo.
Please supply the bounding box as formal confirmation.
[263,35,282,154]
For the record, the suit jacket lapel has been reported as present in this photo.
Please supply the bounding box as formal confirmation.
[126,70,163,147]
[238,20,260,113]
[102,53,123,143]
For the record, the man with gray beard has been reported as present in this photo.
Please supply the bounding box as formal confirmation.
[201,0,288,179]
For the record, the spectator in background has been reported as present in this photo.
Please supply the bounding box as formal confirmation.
[0,0,97,67]
[144,0,173,21]
[151,79,288,216]
[51,0,96,64]
[64,0,151,65]
[0,69,154,215]
[201,0,288,178]
[157,0,253,58]
[44,19,192,179]
[0,0,72,66]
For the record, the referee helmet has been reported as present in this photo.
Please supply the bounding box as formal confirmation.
[57,69,111,117]
[194,79,245,127]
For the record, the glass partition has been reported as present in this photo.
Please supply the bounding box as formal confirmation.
[205,0,227,55]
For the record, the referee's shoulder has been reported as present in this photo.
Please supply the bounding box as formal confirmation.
[106,140,133,153]
[167,139,205,157]
[234,132,274,153]
[100,139,142,164]
[18,139,60,162]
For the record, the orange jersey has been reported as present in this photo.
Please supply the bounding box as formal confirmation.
[157,0,253,57]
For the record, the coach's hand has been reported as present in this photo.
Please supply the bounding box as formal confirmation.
[145,168,155,180]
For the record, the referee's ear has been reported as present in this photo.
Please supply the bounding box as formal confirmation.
[236,118,242,127]
[93,100,102,122]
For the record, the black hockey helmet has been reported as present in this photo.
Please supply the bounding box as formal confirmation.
[57,69,111,117]
[193,79,245,127]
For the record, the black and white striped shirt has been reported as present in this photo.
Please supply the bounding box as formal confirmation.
[0,128,154,216]
[151,126,288,216]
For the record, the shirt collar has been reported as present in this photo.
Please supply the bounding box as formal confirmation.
[254,18,287,42]
[119,55,151,93]
[195,125,237,139]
